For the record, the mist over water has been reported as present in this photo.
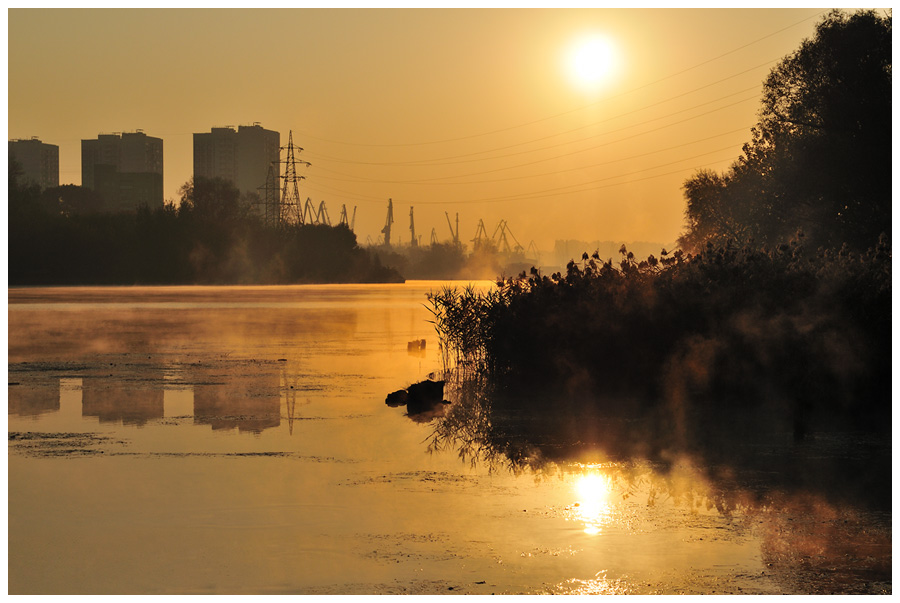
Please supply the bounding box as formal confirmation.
[8,283,890,595]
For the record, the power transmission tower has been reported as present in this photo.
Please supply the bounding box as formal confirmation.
[256,162,281,227]
[280,130,310,225]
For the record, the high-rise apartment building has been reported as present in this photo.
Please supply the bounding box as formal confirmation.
[9,138,59,190]
[81,131,163,212]
[193,123,280,198]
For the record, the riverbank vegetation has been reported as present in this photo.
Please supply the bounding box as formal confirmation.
[8,173,401,285]
[429,236,890,429]
[425,10,891,501]
[426,236,891,512]
[370,237,536,281]
[372,242,469,281]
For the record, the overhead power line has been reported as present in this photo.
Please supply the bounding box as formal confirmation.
[305,77,764,168]
[278,11,827,212]
[293,10,824,149]
[302,143,740,207]
[407,146,741,205]
[309,93,760,185]
[313,125,753,187]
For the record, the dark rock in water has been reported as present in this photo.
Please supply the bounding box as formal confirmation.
[407,379,444,403]
[406,380,447,416]
[385,379,448,420]
[385,389,409,407]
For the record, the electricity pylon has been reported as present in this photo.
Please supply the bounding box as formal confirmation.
[280,130,310,225]
[256,162,281,227]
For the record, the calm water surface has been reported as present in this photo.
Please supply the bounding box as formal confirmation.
[8,283,890,594]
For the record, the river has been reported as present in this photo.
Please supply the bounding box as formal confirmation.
[7,283,891,594]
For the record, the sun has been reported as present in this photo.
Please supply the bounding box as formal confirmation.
[565,34,620,91]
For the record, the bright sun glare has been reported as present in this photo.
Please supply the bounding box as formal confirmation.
[566,35,620,91]
[574,472,612,535]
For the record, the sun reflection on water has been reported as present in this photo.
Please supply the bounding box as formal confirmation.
[558,574,630,595]
[571,467,614,535]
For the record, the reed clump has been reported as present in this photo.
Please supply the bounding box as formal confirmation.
[427,235,891,442]
[425,236,891,512]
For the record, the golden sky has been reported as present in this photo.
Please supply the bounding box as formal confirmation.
[8,8,829,250]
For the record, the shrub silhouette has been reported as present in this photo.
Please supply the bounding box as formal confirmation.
[428,236,891,443]
[8,174,402,285]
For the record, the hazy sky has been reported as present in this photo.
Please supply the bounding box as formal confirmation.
[9,8,833,250]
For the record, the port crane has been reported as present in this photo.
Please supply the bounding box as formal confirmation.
[492,220,524,254]
[381,199,394,246]
[445,212,460,246]
[315,200,331,226]
[472,219,489,249]
[300,197,316,225]
[339,204,357,231]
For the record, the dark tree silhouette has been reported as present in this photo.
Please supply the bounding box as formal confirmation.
[8,173,402,285]
[680,10,892,252]
[39,184,106,215]
[178,176,251,224]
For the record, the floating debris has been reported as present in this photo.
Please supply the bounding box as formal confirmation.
[407,339,426,358]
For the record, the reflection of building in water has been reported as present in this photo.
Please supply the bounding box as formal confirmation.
[81,377,164,426]
[192,370,280,434]
[8,379,60,417]
[407,339,427,358]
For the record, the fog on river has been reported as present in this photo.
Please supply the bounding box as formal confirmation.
[8,283,890,595]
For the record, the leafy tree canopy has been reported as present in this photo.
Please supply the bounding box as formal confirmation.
[680,9,891,252]
[178,176,250,223]
[40,184,106,216]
